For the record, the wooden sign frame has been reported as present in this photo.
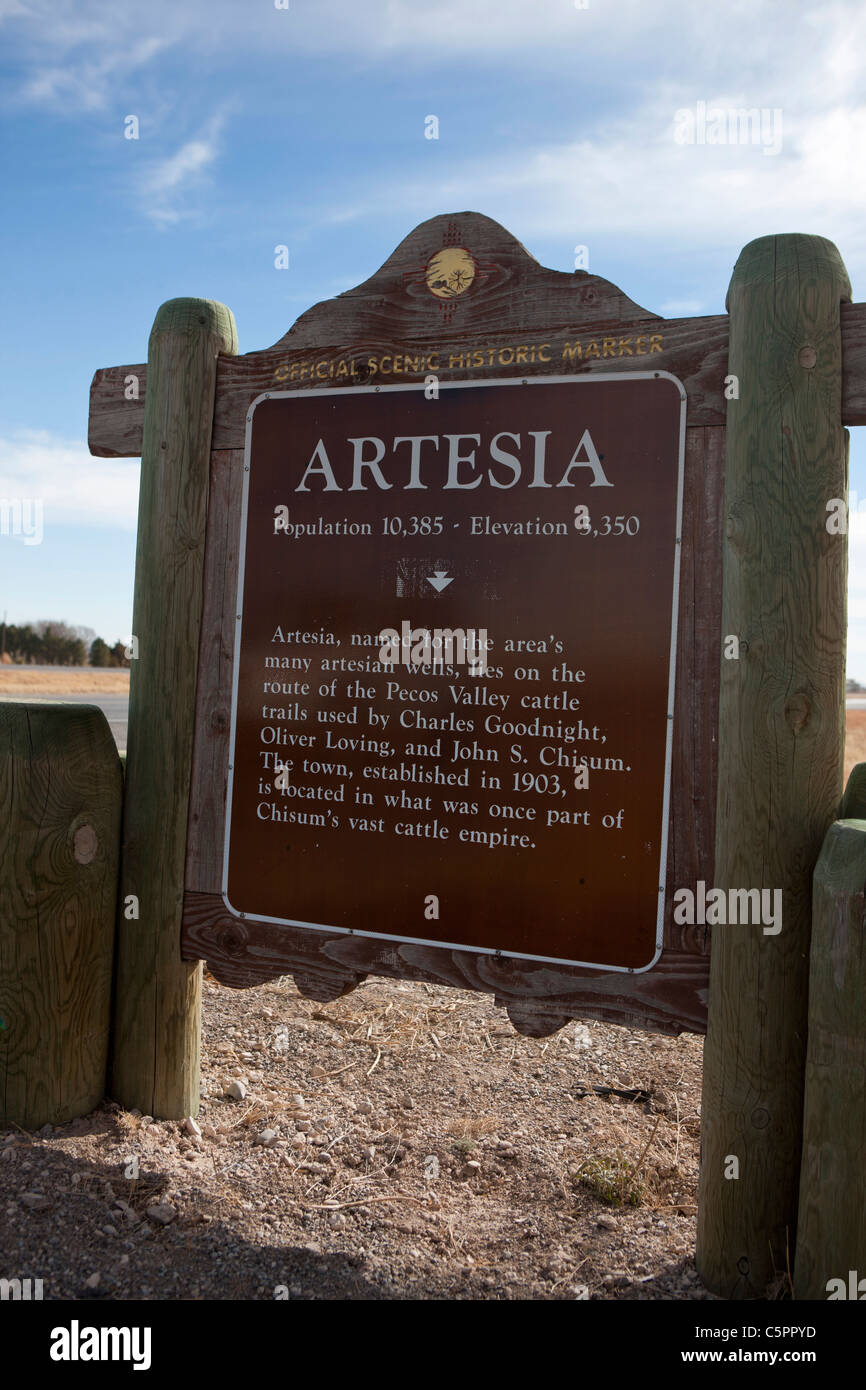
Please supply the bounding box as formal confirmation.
[88,211,865,1041]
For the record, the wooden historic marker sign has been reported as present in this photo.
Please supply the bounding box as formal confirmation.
[90,208,866,1033]
[224,375,685,971]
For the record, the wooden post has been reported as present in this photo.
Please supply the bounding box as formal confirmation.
[696,235,851,1297]
[794,813,866,1299]
[110,297,237,1119]
[0,703,122,1128]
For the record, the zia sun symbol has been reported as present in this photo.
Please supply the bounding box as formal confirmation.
[424,247,477,299]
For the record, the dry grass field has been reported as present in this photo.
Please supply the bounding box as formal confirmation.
[0,667,130,694]
[844,708,866,786]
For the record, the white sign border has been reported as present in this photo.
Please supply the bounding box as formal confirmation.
[222,372,687,975]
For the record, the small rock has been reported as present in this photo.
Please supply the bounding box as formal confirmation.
[597,1214,618,1231]
[85,1272,101,1289]
[21,1193,50,1211]
[290,1133,307,1148]
[226,1080,247,1101]
[465,1160,482,1171]
[183,1117,202,1138]
[360,1145,376,1160]
[356,1100,373,1115]
[201,1124,219,1140]
[145,1202,177,1226]
[291,1093,305,1109]
[328,1212,347,1230]
[254,1129,279,1147]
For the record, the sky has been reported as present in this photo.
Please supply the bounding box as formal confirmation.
[1,0,865,668]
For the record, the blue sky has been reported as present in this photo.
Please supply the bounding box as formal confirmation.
[1,0,865,667]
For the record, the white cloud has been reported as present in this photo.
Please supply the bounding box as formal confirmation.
[6,1,865,98]
[658,300,707,316]
[0,430,139,529]
[18,34,170,112]
[136,109,229,225]
[325,88,866,290]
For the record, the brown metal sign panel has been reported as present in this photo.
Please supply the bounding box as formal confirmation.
[223,373,685,971]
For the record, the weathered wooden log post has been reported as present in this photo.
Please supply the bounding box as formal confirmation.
[110,298,237,1119]
[696,235,850,1296]
[794,811,866,1299]
[0,703,122,1128]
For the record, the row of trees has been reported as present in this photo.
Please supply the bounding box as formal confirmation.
[0,621,129,667]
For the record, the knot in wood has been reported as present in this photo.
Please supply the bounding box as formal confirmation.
[783,692,811,734]
[798,344,817,370]
[72,824,98,864]
[219,921,247,955]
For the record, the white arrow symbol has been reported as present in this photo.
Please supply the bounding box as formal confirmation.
[427,570,454,592]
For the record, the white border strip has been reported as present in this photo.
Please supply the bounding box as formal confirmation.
[221,372,687,974]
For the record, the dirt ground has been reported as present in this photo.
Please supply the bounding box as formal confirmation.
[1,974,710,1302]
[2,714,863,1302]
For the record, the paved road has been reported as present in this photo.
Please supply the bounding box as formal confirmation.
[0,692,128,752]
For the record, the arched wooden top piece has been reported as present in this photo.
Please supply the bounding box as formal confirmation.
[276,210,659,349]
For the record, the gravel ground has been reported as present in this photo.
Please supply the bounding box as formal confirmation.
[1,972,718,1301]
